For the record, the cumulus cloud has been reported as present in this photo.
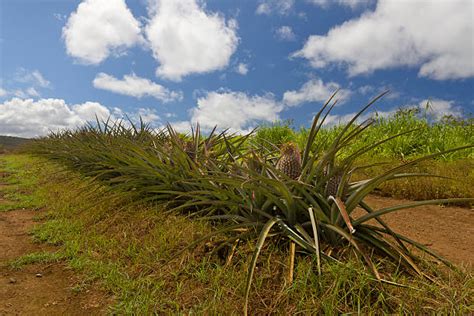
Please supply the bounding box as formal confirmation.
[275,26,296,41]
[235,63,249,75]
[0,88,6,97]
[283,78,351,106]
[256,0,294,15]
[145,0,239,81]
[175,77,350,132]
[0,98,112,138]
[62,0,143,64]
[0,97,167,138]
[93,73,182,102]
[294,0,474,80]
[189,90,283,133]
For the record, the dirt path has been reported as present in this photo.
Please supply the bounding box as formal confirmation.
[361,195,474,268]
[0,193,110,315]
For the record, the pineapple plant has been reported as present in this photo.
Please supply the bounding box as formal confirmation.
[276,142,302,179]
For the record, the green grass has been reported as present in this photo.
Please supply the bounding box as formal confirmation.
[255,108,473,161]
[0,155,45,211]
[9,251,64,270]
[354,158,473,203]
[1,154,473,314]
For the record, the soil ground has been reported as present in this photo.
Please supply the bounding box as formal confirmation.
[0,187,111,315]
[0,184,472,314]
[360,195,473,268]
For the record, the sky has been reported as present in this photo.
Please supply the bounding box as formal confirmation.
[0,0,473,138]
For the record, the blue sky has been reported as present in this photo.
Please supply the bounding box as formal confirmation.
[0,0,473,137]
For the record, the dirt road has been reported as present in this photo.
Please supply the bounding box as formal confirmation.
[361,195,473,268]
[0,184,110,315]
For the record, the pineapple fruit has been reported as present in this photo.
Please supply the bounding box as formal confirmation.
[324,165,345,197]
[326,172,343,196]
[276,142,302,180]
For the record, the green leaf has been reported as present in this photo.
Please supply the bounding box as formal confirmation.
[244,217,281,316]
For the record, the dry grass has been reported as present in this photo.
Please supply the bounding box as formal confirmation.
[354,159,473,206]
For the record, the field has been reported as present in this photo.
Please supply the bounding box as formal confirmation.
[0,101,473,314]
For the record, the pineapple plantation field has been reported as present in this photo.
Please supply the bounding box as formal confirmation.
[1,97,473,314]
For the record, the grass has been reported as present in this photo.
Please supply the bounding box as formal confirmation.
[355,158,473,203]
[1,153,472,314]
[0,155,45,211]
[9,251,64,270]
[255,108,473,161]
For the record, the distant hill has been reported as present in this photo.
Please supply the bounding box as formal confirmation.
[0,135,32,152]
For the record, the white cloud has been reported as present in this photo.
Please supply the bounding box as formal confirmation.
[308,0,372,9]
[93,73,182,102]
[167,121,193,134]
[294,0,474,80]
[15,69,51,88]
[356,84,399,99]
[136,108,161,124]
[6,69,52,98]
[275,26,296,41]
[12,88,41,99]
[62,0,143,64]
[0,97,112,138]
[115,107,162,125]
[53,13,67,21]
[323,98,462,126]
[145,0,239,81]
[0,88,7,97]
[25,87,40,97]
[323,109,394,126]
[357,85,376,95]
[235,63,249,75]
[421,99,462,120]
[256,0,294,15]
[189,90,283,133]
[283,78,351,106]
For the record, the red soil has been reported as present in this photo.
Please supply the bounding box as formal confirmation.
[0,209,112,315]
